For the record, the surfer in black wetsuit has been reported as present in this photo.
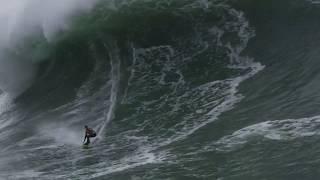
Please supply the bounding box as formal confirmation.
[83,125,97,145]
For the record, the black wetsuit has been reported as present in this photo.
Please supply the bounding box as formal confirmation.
[84,128,96,145]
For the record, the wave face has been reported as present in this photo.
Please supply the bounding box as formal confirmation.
[1,0,320,179]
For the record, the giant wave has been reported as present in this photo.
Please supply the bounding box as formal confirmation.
[1,0,319,179]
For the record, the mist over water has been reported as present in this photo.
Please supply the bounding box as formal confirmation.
[0,0,98,43]
[0,0,98,95]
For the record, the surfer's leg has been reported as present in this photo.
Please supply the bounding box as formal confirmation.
[84,136,90,145]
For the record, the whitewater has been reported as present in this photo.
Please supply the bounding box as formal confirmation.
[0,0,320,179]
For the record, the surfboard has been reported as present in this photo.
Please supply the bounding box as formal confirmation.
[82,144,91,149]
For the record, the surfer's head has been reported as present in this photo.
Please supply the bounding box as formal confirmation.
[84,125,88,129]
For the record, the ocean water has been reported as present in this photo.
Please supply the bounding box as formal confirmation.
[0,0,320,179]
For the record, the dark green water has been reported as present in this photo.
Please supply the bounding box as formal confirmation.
[0,0,320,179]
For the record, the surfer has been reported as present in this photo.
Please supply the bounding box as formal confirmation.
[83,125,97,145]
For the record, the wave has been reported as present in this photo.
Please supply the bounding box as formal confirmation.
[0,0,270,179]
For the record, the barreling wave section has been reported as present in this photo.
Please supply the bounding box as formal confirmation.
[0,0,267,179]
